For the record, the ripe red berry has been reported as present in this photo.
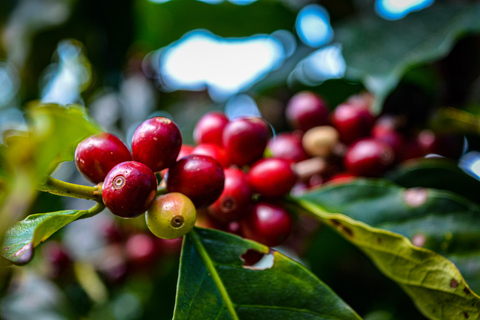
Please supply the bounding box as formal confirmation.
[267,132,309,163]
[344,138,394,177]
[43,241,72,279]
[166,155,225,208]
[192,143,230,167]
[248,158,297,198]
[331,102,375,144]
[102,161,157,218]
[131,117,182,172]
[222,117,269,166]
[208,168,252,222]
[193,111,229,146]
[285,91,329,132]
[371,124,405,159]
[75,133,132,184]
[240,202,293,247]
[125,233,159,267]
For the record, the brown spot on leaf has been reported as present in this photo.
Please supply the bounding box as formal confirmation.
[464,312,469,319]
[403,188,428,207]
[450,279,459,288]
[331,219,341,226]
[464,287,471,295]
[377,238,382,244]
[330,220,354,237]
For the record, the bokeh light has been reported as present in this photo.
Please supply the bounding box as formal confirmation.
[295,4,333,48]
[149,30,285,101]
[376,0,435,20]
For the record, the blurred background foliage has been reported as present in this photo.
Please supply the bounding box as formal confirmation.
[1,0,480,319]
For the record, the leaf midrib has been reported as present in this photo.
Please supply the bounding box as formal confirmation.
[188,229,239,320]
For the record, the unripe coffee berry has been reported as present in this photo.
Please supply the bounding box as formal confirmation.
[267,132,309,163]
[75,132,132,184]
[344,138,394,177]
[222,117,269,166]
[249,158,297,198]
[166,155,225,208]
[193,111,229,146]
[102,161,157,218]
[240,202,293,247]
[286,91,329,132]
[302,126,339,157]
[208,168,252,222]
[331,102,375,144]
[146,192,196,239]
[132,117,182,172]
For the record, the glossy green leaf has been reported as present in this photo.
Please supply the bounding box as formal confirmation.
[335,2,480,112]
[2,204,103,265]
[298,179,480,255]
[388,158,480,205]
[294,179,480,319]
[295,197,480,320]
[173,227,361,320]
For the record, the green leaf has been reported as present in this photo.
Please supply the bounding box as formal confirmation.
[298,179,480,255]
[27,102,102,179]
[173,227,361,320]
[335,2,480,113]
[294,180,480,319]
[2,203,103,265]
[388,158,480,205]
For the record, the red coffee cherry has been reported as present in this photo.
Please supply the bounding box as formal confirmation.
[166,155,225,208]
[285,91,329,132]
[208,168,252,222]
[331,102,375,144]
[193,111,230,146]
[131,117,182,172]
[102,161,157,218]
[344,138,394,177]
[43,241,72,279]
[240,202,293,247]
[192,143,230,167]
[75,132,132,184]
[371,124,405,159]
[222,117,269,166]
[125,233,159,268]
[248,158,297,198]
[267,132,309,163]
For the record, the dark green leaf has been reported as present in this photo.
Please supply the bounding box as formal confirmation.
[388,158,480,205]
[294,196,480,320]
[173,227,361,320]
[2,205,101,265]
[335,2,480,112]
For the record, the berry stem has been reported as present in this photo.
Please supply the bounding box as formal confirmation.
[80,202,106,219]
[187,228,239,320]
[38,176,102,202]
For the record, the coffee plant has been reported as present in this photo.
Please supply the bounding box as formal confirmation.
[1,1,480,320]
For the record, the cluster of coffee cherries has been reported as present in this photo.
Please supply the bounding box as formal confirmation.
[274,90,464,193]
[75,116,224,240]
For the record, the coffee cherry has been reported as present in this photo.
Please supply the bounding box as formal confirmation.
[146,193,196,239]
[302,126,339,157]
[267,132,309,163]
[193,111,230,146]
[166,155,225,208]
[331,102,375,144]
[249,158,297,198]
[75,133,132,184]
[240,202,293,247]
[132,117,182,172]
[178,144,195,160]
[344,138,394,177]
[371,124,405,159]
[102,161,157,218]
[222,117,269,166]
[286,91,329,132]
[192,143,230,167]
[43,241,72,279]
[208,168,252,222]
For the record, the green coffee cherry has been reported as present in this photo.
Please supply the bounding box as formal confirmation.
[146,192,196,239]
